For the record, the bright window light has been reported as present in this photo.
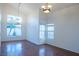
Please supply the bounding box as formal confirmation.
[40,25,45,39]
[7,15,22,36]
[47,24,54,39]
[39,24,54,40]
[6,43,22,56]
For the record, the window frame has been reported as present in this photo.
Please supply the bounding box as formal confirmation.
[39,25,45,40]
[7,15,22,37]
[39,24,54,40]
[46,24,54,39]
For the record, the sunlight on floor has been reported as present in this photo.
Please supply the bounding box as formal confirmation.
[39,48,45,56]
[6,43,22,56]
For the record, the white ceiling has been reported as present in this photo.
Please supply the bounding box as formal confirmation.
[7,3,79,14]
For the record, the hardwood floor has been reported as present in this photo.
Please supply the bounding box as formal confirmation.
[44,44,79,56]
[1,40,79,56]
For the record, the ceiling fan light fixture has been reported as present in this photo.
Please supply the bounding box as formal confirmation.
[48,5,52,8]
[41,5,45,9]
[44,9,50,13]
[41,3,52,13]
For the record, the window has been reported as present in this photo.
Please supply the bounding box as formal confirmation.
[39,24,54,40]
[7,15,22,36]
[47,24,54,39]
[39,25,45,39]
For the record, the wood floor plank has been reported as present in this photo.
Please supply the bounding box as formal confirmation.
[1,40,79,56]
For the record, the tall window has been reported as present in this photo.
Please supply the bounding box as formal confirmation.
[40,24,54,40]
[47,24,54,39]
[7,15,22,36]
[40,25,45,39]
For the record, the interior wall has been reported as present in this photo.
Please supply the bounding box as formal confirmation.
[26,6,40,45]
[0,4,2,55]
[1,3,41,45]
[0,4,1,40]
[39,11,47,44]
[46,5,79,53]
[39,10,55,44]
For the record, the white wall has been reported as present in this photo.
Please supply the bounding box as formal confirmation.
[46,5,79,53]
[0,4,1,41]
[0,4,2,47]
[1,3,41,45]
[39,11,47,44]
[26,6,40,45]
[0,4,2,55]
